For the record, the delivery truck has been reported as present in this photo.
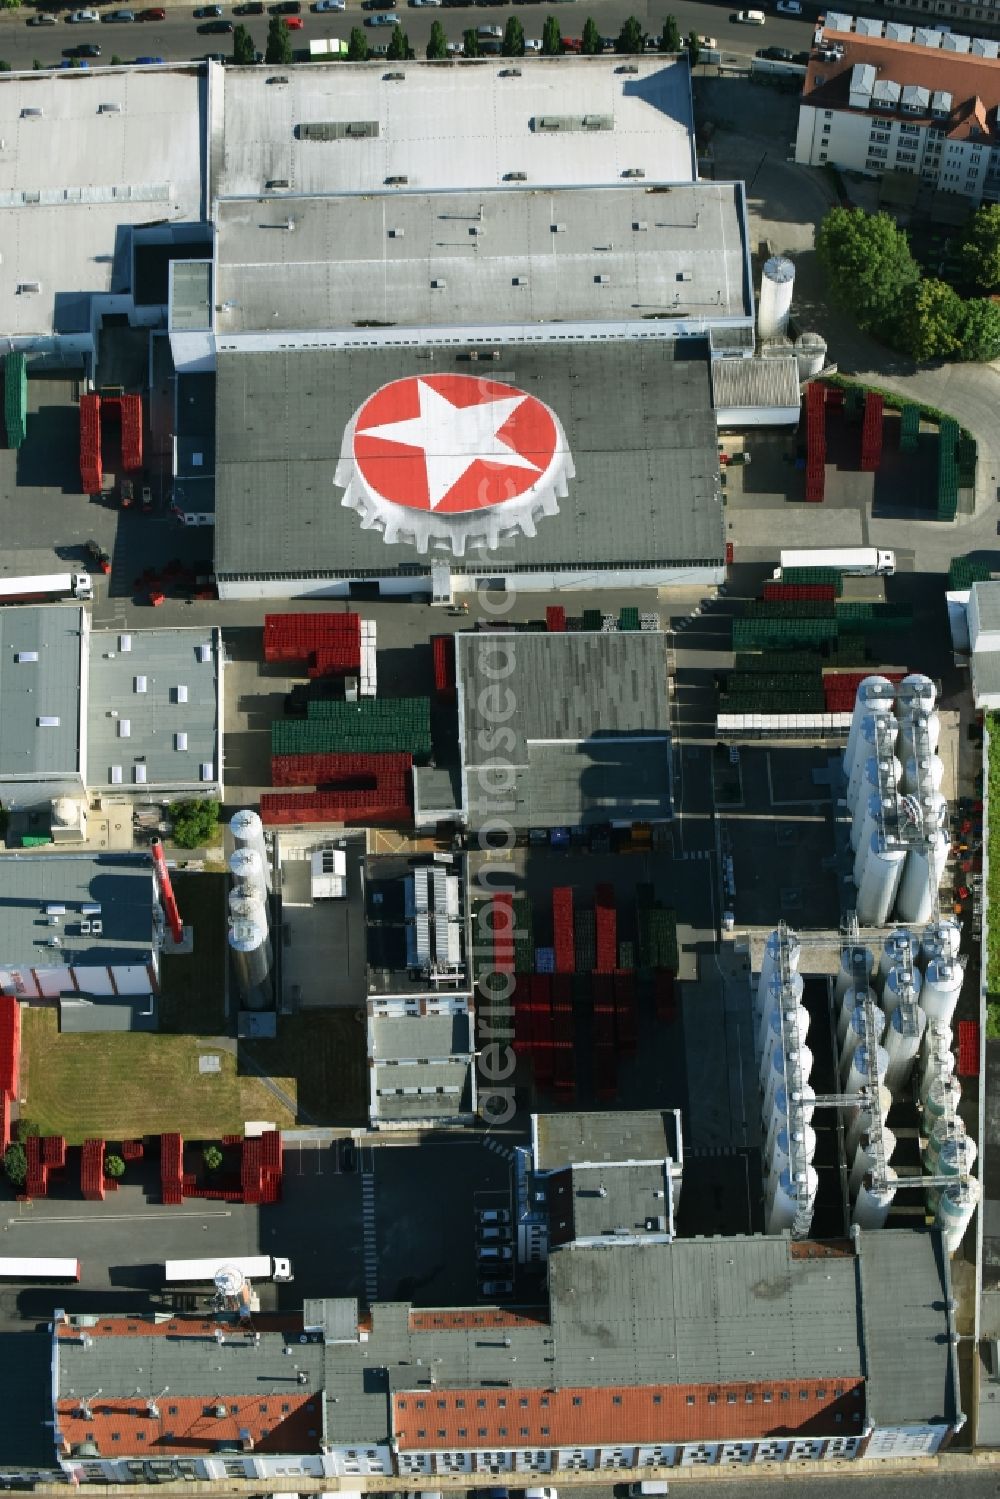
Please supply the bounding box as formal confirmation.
[164,1254,294,1285]
[0,572,93,604]
[774,547,895,578]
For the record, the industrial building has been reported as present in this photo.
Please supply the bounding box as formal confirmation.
[795,15,1000,202]
[0,606,223,813]
[959,579,1000,707]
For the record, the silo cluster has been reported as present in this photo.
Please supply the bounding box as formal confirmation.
[228,810,274,1011]
[756,929,818,1237]
[844,676,950,927]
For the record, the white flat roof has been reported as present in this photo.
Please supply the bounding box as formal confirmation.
[214,56,696,200]
[0,68,204,335]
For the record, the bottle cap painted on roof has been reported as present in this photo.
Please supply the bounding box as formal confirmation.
[335,373,575,557]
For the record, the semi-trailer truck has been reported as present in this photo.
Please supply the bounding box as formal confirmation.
[0,572,93,603]
[774,547,895,578]
[164,1254,294,1285]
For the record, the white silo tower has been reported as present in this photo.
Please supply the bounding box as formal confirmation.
[768,1123,818,1180]
[852,1169,898,1230]
[846,677,897,764]
[766,1081,816,1155]
[936,1176,981,1254]
[849,1126,896,1198]
[856,834,907,927]
[895,673,937,717]
[921,1018,953,1066]
[229,889,269,930]
[922,920,961,966]
[845,1083,893,1157]
[793,331,827,381]
[883,1002,926,1095]
[923,1072,962,1126]
[760,1004,810,1083]
[846,712,899,793]
[847,741,900,816]
[923,1112,966,1172]
[758,256,796,340]
[921,958,963,1026]
[927,1135,979,1214]
[230,808,272,892]
[766,1165,818,1234]
[757,973,805,1052]
[834,947,875,1002]
[878,929,921,986]
[839,1002,886,1084]
[896,829,950,925]
[230,846,267,902]
[899,709,942,760]
[845,1041,889,1098]
[853,792,896,855]
[919,1042,956,1106]
[764,1044,814,1118]
[229,919,273,1010]
[882,962,922,1018]
[901,751,945,798]
[759,929,801,995]
[837,984,876,1044]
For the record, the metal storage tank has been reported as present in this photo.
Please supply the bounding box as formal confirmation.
[846,676,897,760]
[902,752,945,797]
[228,919,272,1010]
[230,808,272,892]
[883,1002,926,1094]
[766,1164,818,1234]
[766,1080,816,1154]
[759,929,801,995]
[845,1041,889,1098]
[922,920,962,966]
[856,835,906,927]
[927,1134,979,1213]
[834,947,876,1001]
[849,1126,897,1197]
[760,1004,810,1082]
[794,331,827,381]
[853,792,895,854]
[768,1123,818,1178]
[896,830,950,925]
[839,1002,886,1083]
[837,984,876,1044]
[919,1043,956,1105]
[896,673,937,717]
[923,1113,966,1172]
[846,709,898,792]
[921,958,963,1025]
[852,1168,898,1230]
[936,1176,981,1254]
[758,255,796,340]
[845,1083,892,1157]
[229,847,267,902]
[899,709,942,758]
[921,1018,953,1065]
[878,929,921,985]
[764,1043,814,1118]
[756,973,805,1051]
[847,741,900,814]
[882,962,922,1017]
[924,1072,962,1125]
[229,889,268,925]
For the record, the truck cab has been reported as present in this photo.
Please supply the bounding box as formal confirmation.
[273,1257,294,1281]
[72,573,94,600]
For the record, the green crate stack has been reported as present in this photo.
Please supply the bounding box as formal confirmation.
[575,909,596,971]
[825,639,869,667]
[20,834,51,848]
[937,417,959,521]
[744,600,837,620]
[899,404,920,452]
[618,606,641,632]
[618,940,635,970]
[734,650,824,675]
[834,602,912,635]
[4,353,27,449]
[582,609,603,631]
[274,697,432,760]
[729,672,823,695]
[639,907,677,970]
[780,567,845,596]
[958,433,978,489]
[723,689,826,714]
[732,618,839,650]
[844,385,865,424]
[948,556,992,590]
[513,895,534,975]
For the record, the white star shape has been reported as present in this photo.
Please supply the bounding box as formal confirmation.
[359,379,542,510]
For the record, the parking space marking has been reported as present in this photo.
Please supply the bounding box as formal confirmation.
[6,1210,233,1226]
[362,1170,378,1302]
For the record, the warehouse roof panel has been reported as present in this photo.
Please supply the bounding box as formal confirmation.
[0,853,153,968]
[0,606,83,781]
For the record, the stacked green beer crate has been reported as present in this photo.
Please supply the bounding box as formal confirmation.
[844,386,865,424]
[618,606,641,632]
[582,609,603,631]
[734,651,825,674]
[729,672,822,696]
[949,556,992,590]
[272,697,432,760]
[637,907,678,971]
[574,910,596,972]
[4,353,27,448]
[732,617,838,650]
[835,602,913,635]
[899,404,920,452]
[826,639,869,667]
[937,417,959,521]
[513,896,534,975]
[780,567,844,596]
[723,689,826,713]
[958,433,978,490]
[744,600,836,620]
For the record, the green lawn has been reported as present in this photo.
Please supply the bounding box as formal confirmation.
[241,1011,367,1126]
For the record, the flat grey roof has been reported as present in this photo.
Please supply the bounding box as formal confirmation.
[0,69,204,336]
[214,58,696,200]
[60,996,157,1032]
[458,632,671,827]
[171,259,213,332]
[535,1109,680,1169]
[87,627,220,792]
[214,343,723,581]
[0,606,83,781]
[279,836,368,1009]
[712,354,801,413]
[373,1057,473,1119]
[557,1161,671,1240]
[214,182,749,335]
[370,1013,471,1061]
[974,580,1000,633]
[0,853,153,967]
[858,1228,958,1426]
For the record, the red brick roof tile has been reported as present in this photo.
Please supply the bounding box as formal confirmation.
[409,1309,549,1332]
[806,31,1000,135]
[57,1394,318,1456]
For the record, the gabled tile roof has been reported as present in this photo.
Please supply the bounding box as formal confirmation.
[806,31,1000,137]
[56,1393,318,1456]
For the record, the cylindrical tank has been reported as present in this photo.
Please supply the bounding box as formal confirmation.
[230,808,271,891]
[928,1134,979,1213]
[848,743,901,816]
[922,920,961,966]
[839,1002,886,1083]
[856,836,906,927]
[845,1041,889,1097]
[758,255,796,340]
[849,1126,897,1197]
[846,677,897,763]
[882,962,922,1018]
[759,929,801,996]
[837,984,877,1044]
[228,919,272,1010]
[229,889,268,924]
[834,948,875,1001]
[766,1080,816,1155]
[852,1168,898,1230]
[229,846,267,902]
[766,1164,818,1234]
[793,331,827,381]
[899,709,942,758]
[924,1072,962,1125]
[764,1043,814,1118]
[902,753,945,797]
[896,673,937,717]
[923,1112,966,1172]
[883,1001,926,1094]
[896,831,950,925]
[921,958,963,1025]
[768,1122,818,1179]
[757,973,805,1052]
[845,1083,892,1156]
[878,929,921,986]
[919,1043,956,1105]
[855,792,899,854]
[760,1004,810,1082]
[915,789,948,839]
[936,1175,981,1254]
[846,716,899,801]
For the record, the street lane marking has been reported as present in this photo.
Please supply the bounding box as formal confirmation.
[6,1211,233,1226]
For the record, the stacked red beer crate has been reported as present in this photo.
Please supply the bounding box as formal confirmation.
[81,1138,106,1201]
[161,1132,184,1205]
[432,635,457,701]
[552,887,575,974]
[805,381,826,502]
[594,884,617,974]
[119,393,143,472]
[263,613,361,675]
[79,393,103,494]
[860,392,884,472]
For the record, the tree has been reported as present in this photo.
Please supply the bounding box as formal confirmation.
[265,14,292,64]
[502,14,524,55]
[462,26,479,55]
[616,14,644,53]
[898,278,963,362]
[959,202,1000,294]
[347,24,368,60]
[104,1154,126,1180]
[660,14,681,51]
[815,206,920,337]
[3,1143,26,1188]
[687,29,701,64]
[426,18,447,58]
[233,23,256,64]
[581,16,600,53]
[541,13,560,54]
[169,798,220,850]
[956,296,1000,362]
[111,53,123,65]
[203,1144,224,1172]
[386,22,411,58]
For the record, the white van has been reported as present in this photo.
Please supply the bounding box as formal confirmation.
[734,9,765,21]
[627,1485,669,1497]
[776,0,802,12]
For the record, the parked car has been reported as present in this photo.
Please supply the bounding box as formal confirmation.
[135,53,166,61]
[193,5,223,15]
[477,1245,513,1261]
[102,10,137,21]
[270,1,301,11]
[313,0,346,10]
[365,13,397,23]
[27,13,58,24]
[74,39,101,53]
[775,0,801,12]
[757,43,792,57]
[340,1138,356,1172]
[525,1490,558,1499]
[697,33,717,46]
[199,17,233,28]
[479,1279,514,1296]
[732,9,765,21]
[66,10,100,22]
[60,55,89,63]
[139,8,167,17]
[234,1,264,10]
[478,1207,511,1224]
[523,35,541,48]
[478,1226,512,1243]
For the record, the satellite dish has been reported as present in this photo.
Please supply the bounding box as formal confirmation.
[214,1264,246,1299]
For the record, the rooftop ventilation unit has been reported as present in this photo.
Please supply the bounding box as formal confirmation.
[431,278,446,289]
[503,171,528,181]
[622,167,645,179]
[267,74,289,84]
[98,103,123,114]
[500,67,521,77]
[384,70,405,80]
[118,719,131,738]
[388,227,405,238]
[197,643,211,663]
[595,274,610,285]
[175,684,189,703]
[15,651,39,663]
[385,175,408,185]
[45,905,66,917]
[20,107,43,119]
[17,282,41,295]
[512,275,528,286]
[119,634,131,653]
[91,919,103,935]
[551,222,567,233]
[266,178,290,190]
[201,762,214,782]
[37,716,60,727]
[617,63,639,73]
[175,731,188,751]
[110,765,123,785]
[633,220,649,231]
[82,904,101,916]
[134,675,147,693]
[134,763,147,784]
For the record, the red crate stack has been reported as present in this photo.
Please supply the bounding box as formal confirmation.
[271,750,412,789]
[805,380,826,503]
[122,1139,144,1162]
[762,583,837,603]
[493,891,514,975]
[79,393,103,494]
[551,976,575,1100]
[958,1020,981,1078]
[860,391,884,472]
[552,887,575,974]
[546,605,567,632]
[259,1128,283,1203]
[614,972,637,1054]
[261,781,411,826]
[161,1132,184,1205]
[242,1137,263,1204]
[654,968,677,1023]
[432,635,457,701]
[25,1134,48,1198]
[81,1139,106,1201]
[42,1135,67,1170]
[0,996,21,1152]
[119,393,143,472]
[263,613,361,675]
[531,974,554,1086]
[593,974,616,1097]
[823,670,906,714]
[594,884,617,974]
